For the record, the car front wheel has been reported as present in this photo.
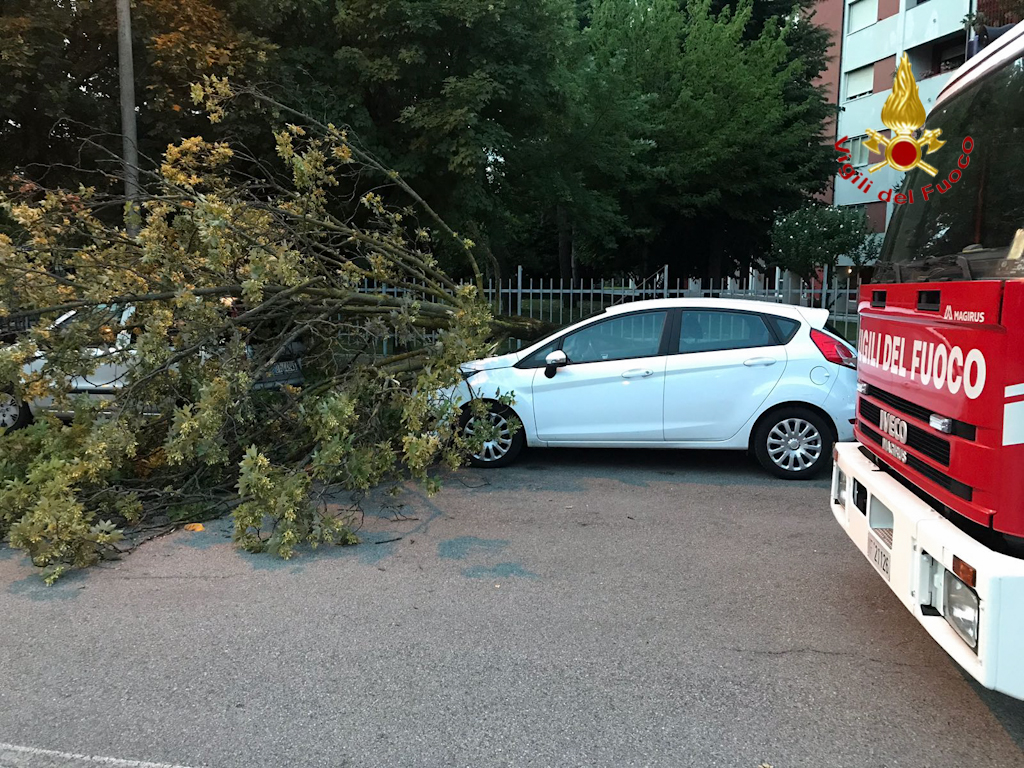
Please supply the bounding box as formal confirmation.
[461,404,525,468]
[0,390,32,433]
[754,407,833,479]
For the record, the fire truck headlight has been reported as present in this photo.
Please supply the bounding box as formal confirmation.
[856,382,869,394]
[929,414,953,433]
[943,570,980,651]
[834,468,848,508]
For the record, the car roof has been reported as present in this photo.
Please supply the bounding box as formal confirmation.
[601,297,828,326]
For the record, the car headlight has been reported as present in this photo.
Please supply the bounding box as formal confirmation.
[834,468,848,507]
[944,570,980,651]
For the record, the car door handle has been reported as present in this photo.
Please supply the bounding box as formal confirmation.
[743,357,777,367]
[621,368,654,379]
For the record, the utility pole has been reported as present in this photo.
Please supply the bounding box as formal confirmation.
[116,0,140,236]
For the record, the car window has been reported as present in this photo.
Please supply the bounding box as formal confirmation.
[678,311,775,353]
[561,311,667,364]
[767,316,801,344]
[55,305,123,330]
[824,320,851,344]
[518,339,560,369]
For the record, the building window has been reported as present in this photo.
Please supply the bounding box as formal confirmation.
[845,66,873,100]
[850,202,889,235]
[938,43,966,73]
[848,0,879,34]
[845,136,870,166]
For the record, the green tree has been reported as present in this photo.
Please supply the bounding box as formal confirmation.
[0,89,547,581]
[768,204,877,284]
[515,0,838,281]
[1,0,839,284]
[0,1,272,190]
[219,0,576,280]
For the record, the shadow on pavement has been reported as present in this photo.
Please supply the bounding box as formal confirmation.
[465,446,831,492]
[964,674,1024,750]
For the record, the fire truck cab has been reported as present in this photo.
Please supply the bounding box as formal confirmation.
[831,22,1024,699]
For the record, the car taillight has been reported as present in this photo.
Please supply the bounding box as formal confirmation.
[810,328,857,369]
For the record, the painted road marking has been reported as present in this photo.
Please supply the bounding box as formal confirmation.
[0,742,199,768]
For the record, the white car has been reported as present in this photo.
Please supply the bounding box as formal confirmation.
[450,298,857,478]
[0,305,304,429]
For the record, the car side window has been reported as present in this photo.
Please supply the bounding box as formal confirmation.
[561,311,667,364]
[767,316,801,344]
[678,310,775,354]
[518,339,560,369]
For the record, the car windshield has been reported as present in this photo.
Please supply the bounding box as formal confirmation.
[55,305,125,326]
[874,53,1024,282]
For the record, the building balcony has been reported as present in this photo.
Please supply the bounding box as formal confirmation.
[903,0,972,51]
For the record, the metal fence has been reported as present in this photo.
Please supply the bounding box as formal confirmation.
[357,264,863,350]
[473,265,861,341]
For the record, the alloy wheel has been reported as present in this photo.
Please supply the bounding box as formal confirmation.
[0,393,22,429]
[463,412,514,463]
[766,417,823,472]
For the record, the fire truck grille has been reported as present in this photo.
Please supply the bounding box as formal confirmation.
[859,399,951,465]
[862,384,933,422]
[861,384,976,440]
[858,421,973,501]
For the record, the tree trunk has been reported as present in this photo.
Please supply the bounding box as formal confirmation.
[570,222,578,282]
[557,205,572,283]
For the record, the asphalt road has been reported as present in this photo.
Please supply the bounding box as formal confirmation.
[1,448,1022,768]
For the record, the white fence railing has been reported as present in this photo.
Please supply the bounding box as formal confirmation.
[357,264,863,350]
[483,266,860,329]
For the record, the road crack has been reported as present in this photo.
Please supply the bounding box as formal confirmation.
[725,645,949,671]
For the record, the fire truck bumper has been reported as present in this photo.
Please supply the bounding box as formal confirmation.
[831,442,1024,700]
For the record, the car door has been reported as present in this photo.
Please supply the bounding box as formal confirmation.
[663,309,787,441]
[531,309,670,443]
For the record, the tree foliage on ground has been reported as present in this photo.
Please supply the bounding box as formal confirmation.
[0,86,531,582]
[768,204,879,284]
[1,0,838,281]
[0,0,843,579]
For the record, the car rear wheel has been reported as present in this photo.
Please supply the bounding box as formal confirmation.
[461,404,525,468]
[0,390,32,433]
[754,407,833,479]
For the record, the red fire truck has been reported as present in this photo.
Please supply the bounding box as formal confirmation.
[831,23,1024,699]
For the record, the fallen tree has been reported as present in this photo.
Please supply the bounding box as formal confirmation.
[0,85,551,582]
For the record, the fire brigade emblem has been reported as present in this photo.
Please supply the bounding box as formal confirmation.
[863,53,945,176]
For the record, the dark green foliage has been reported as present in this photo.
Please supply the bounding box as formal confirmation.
[1,0,838,280]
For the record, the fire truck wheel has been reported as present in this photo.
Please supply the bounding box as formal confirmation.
[0,390,32,433]
[754,406,834,480]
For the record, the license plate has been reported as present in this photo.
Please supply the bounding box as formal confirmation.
[867,534,891,582]
[270,360,299,376]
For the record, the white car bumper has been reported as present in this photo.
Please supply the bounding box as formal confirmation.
[831,442,1024,700]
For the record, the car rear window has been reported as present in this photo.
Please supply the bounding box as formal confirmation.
[824,321,851,344]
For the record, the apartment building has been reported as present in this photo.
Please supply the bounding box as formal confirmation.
[815,0,847,205]
[833,0,972,232]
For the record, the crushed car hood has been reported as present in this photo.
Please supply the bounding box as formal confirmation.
[460,351,521,374]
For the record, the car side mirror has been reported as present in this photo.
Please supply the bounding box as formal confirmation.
[544,349,568,378]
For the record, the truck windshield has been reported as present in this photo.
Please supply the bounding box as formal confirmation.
[875,52,1024,283]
